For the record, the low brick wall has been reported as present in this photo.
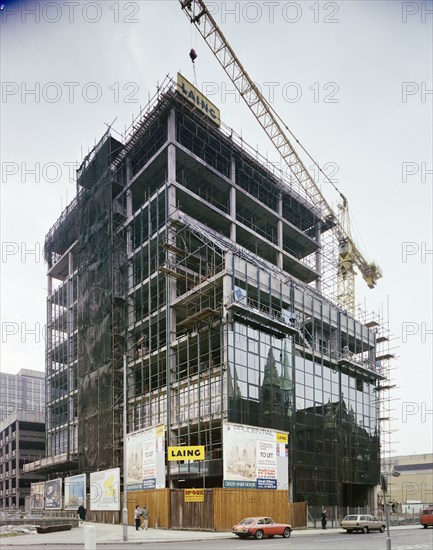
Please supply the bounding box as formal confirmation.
[0,518,80,529]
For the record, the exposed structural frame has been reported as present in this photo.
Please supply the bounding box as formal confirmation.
[179,0,382,314]
[39,76,387,507]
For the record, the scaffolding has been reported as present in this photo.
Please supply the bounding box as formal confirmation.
[363,303,398,505]
[40,75,390,505]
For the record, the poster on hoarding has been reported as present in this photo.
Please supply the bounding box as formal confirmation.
[90,468,120,511]
[126,424,165,490]
[223,422,288,489]
[184,488,204,502]
[45,478,62,510]
[30,481,45,510]
[64,474,86,510]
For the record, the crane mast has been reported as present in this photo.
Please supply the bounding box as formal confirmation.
[179,0,382,314]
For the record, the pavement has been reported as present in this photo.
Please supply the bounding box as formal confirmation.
[0,522,421,546]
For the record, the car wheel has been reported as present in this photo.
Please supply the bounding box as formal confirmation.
[423,524,428,528]
[255,530,264,540]
[379,526,385,533]
[238,534,247,538]
[283,528,291,538]
[362,526,369,534]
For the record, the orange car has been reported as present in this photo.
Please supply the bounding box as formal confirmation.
[420,505,433,528]
[232,516,292,539]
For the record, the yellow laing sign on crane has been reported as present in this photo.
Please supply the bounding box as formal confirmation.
[168,445,205,461]
[177,73,220,126]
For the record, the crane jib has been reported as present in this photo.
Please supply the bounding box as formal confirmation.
[179,0,382,311]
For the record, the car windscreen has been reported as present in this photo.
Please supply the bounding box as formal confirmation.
[239,518,254,525]
[344,515,358,520]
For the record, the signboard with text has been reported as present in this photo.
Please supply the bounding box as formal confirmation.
[168,445,205,461]
[126,424,165,490]
[184,488,205,502]
[177,73,221,127]
[90,468,120,511]
[223,422,288,490]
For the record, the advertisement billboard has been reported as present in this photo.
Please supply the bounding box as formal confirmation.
[126,424,165,490]
[90,467,120,511]
[30,481,45,510]
[44,478,62,510]
[223,422,288,489]
[64,473,86,510]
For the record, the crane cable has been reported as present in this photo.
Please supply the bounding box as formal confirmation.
[262,93,376,259]
[261,92,346,203]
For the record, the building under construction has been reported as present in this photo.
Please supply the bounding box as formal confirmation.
[40,76,385,507]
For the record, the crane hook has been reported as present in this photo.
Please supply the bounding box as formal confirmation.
[189,49,198,63]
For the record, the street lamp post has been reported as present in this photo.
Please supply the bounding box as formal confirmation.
[122,354,128,542]
[380,473,391,550]
[381,468,401,550]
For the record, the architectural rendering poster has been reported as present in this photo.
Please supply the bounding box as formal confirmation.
[126,424,165,490]
[223,422,288,489]
[64,473,86,510]
[30,481,45,509]
[90,467,120,511]
[44,478,62,510]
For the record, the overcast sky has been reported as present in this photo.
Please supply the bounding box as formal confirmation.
[1,0,432,457]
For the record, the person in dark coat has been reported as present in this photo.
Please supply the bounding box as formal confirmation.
[77,505,87,522]
[321,509,327,529]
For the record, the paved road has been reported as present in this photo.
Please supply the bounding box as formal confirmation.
[1,525,431,550]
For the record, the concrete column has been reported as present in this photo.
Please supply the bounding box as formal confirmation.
[166,109,177,487]
[46,276,53,369]
[126,159,134,330]
[168,107,176,143]
[277,193,283,269]
[315,221,322,293]
[230,158,236,242]
[221,254,234,420]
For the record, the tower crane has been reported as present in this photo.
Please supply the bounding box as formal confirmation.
[179,0,382,315]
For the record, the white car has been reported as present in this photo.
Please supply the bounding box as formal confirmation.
[341,514,386,534]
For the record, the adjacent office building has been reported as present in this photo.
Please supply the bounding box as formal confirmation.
[0,370,45,510]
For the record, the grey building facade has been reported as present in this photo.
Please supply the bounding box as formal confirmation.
[0,369,45,423]
[0,411,45,510]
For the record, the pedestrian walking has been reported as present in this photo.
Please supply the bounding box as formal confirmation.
[140,504,149,530]
[321,509,327,529]
[77,505,87,524]
[134,505,142,531]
